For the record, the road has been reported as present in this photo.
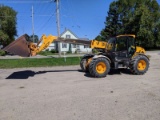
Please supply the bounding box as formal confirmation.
[0,51,160,120]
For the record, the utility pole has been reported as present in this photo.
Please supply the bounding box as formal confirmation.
[31,5,35,43]
[55,0,61,57]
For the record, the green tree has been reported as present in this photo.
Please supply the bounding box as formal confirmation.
[30,35,39,43]
[0,5,17,47]
[130,0,160,48]
[96,0,160,48]
[149,0,160,47]
[99,1,122,40]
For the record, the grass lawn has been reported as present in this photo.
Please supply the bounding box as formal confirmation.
[0,57,81,68]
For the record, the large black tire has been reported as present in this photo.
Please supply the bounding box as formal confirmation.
[129,55,149,75]
[80,58,89,72]
[89,57,110,78]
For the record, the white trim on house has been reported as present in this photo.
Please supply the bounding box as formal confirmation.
[60,29,78,39]
[59,29,92,53]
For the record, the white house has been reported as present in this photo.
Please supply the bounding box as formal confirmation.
[55,29,92,53]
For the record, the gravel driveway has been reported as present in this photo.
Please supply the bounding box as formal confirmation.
[0,51,160,120]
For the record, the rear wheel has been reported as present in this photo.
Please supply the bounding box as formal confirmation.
[89,57,110,78]
[129,55,149,75]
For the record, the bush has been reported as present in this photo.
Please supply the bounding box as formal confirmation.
[67,51,72,54]
[75,49,78,54]
[38,51,50,56]
[50,49,57,53]
[45,49,49,51]
[38,50,57,56]
[0,50,6,56]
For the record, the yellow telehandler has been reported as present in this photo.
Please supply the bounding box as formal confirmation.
[3,34,149,78]
[80,34,149,77]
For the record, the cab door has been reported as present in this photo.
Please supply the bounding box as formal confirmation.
[115,36,129,61]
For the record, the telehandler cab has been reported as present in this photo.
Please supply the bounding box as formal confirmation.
[80,34,149,77]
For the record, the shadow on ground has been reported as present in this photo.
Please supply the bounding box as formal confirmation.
[6,68,132,79]
[6,70,78,79]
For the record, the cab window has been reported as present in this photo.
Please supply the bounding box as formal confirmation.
[106,37,116,51]
[115,37,127,51]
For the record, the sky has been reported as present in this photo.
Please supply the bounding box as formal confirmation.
[0,0,114,40]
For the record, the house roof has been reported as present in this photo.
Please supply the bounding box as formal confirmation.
[60,29,79,39]
[58,29,91,45]
[55,38,91,45]
[79,38,90,40]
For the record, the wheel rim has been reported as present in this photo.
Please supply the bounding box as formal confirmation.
[137,60,146,71]
[96,62,106,74]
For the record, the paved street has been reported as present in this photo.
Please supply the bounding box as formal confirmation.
[0,51,160,120]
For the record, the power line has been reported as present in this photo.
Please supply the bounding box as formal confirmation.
[34,1,46,14]
[32,1,55,34]
[0,15,53,17]
[0,0,51,4]
[36,1,52,14]
[1,0,58,38]
[35,14,55,33]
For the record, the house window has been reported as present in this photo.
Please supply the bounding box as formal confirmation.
[84,45,89,48]
[66,35,71,38]
[72,44,76,48]
[62,43,67,48]
[77,45,80,49]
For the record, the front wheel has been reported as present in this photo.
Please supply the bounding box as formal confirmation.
[129,55,149,75]
[89,57,110,78]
